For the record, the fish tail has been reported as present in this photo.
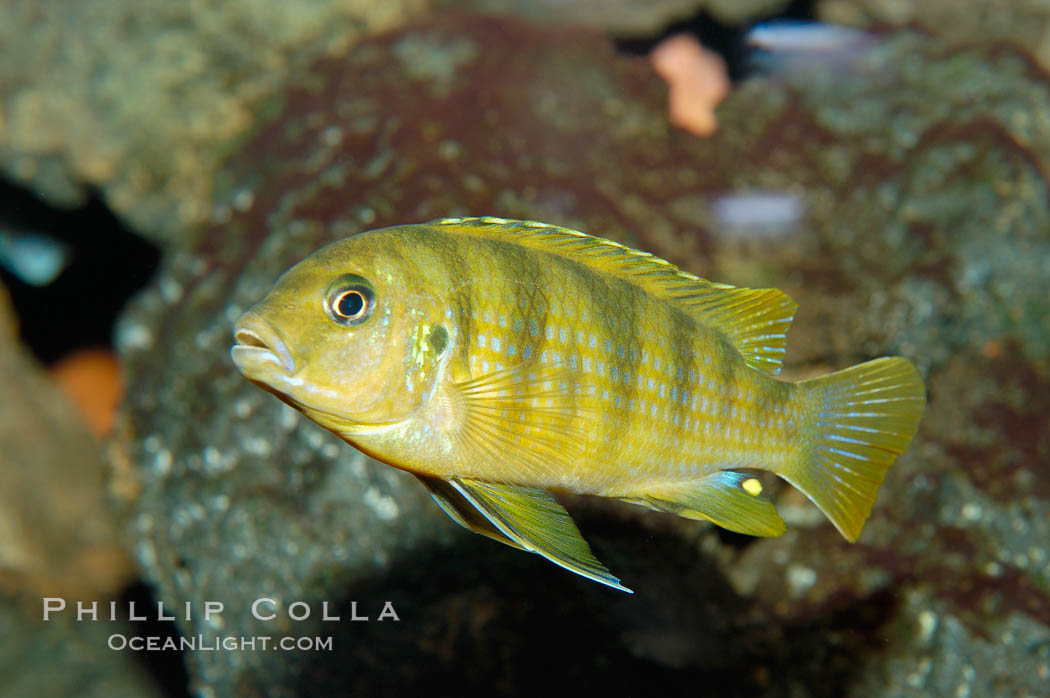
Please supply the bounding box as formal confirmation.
[781,357,925,541]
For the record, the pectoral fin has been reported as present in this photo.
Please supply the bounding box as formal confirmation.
[415,475,523,550]
[452,478,632,593]
[447,362,591,485]
[636,471,786,537]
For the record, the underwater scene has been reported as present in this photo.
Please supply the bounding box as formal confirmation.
[1,1,1048,696]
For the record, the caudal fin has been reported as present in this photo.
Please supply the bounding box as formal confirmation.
[782,357,925,541]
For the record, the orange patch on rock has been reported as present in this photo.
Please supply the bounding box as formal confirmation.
[650,34,730,137]
[50,348,123,438]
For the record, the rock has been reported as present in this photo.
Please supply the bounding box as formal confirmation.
[0,282,133,598]
[700,29,1050,697]
[851,589,1050,696]
[113,12,1050,697]
[0,590,163,698]
[437,0,791,34]
[819,0,1050,73]
[697,30,1050,674]
[703,0,793,26]
[0,282,151,694]
[0,0,428,243]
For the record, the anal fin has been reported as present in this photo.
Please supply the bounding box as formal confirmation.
[636,471,786,537]
[452,478,632,593]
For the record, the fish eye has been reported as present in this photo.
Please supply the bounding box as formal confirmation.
[325,276,375,326]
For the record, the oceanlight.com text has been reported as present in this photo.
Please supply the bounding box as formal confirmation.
[108,634,334,652]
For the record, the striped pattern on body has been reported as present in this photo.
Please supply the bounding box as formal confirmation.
[406,217,804,494]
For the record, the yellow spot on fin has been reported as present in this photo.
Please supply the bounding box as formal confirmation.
[452,478,631,593]
[449,362,590,484]
[783,357,925,541]
[430,217,795,375]
[416,475,523,550]
[633,471,786,537]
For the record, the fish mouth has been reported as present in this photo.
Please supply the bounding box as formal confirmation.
[230,311,409,437]
[231,313,297,377]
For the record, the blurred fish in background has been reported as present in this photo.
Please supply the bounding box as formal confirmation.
[0,224,71,287]
[712,190,805,238]
[745,19,876,75]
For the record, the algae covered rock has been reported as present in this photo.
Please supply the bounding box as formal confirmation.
[0,282,133,597]
[114,11,1050,697]
[705,32,1050,689]
[114,14,692,694]
[0,593,163,698]
[437,0,791,33]
[0,0,428,242]
[820,0,1050,71]
[0,282,155,696]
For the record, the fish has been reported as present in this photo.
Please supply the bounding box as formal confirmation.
[712,190,804,237]
[0,224,71,287]
[745,20,875,76]
[231,216,925,592]
[746,20,870,54]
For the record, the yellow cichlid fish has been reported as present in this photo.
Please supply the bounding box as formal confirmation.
[231,217,925,592]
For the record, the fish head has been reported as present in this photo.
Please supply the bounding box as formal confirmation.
[230,230,451,437]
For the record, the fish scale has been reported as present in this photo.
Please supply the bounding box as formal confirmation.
[447,236,797,494]
[231,216,925,591]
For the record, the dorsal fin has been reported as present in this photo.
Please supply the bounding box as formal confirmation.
[431,217,797,375]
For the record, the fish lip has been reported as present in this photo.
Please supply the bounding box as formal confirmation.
[231,314,297,376]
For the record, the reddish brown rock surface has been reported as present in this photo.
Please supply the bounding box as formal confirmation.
[111,13,1050,697]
